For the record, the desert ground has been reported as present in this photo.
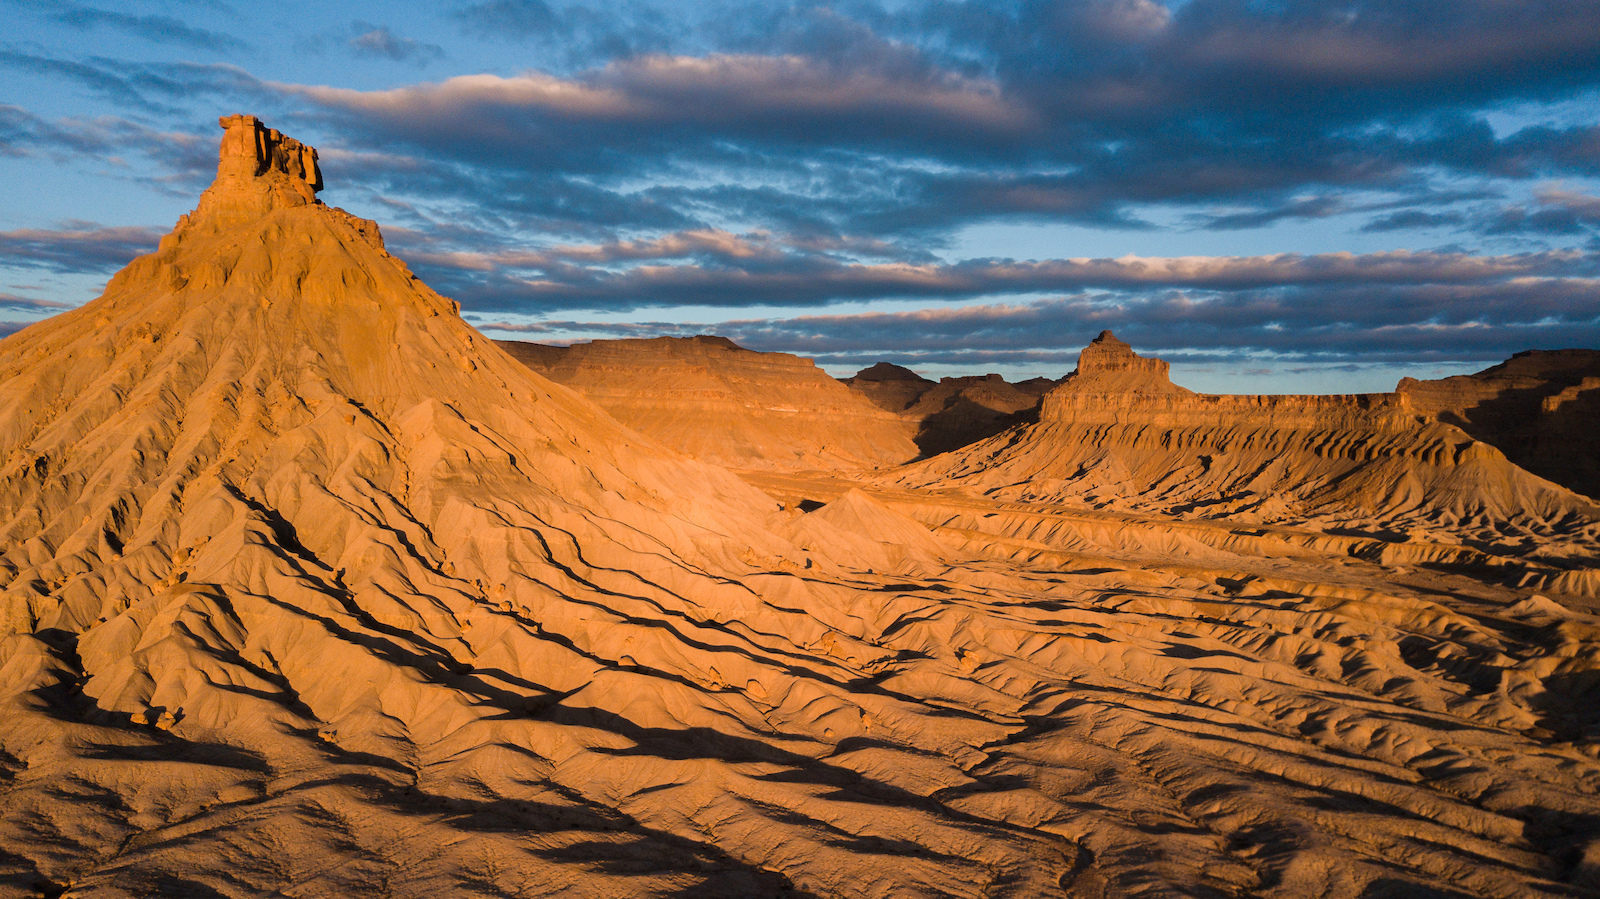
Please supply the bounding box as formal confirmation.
[1,117,1597,899]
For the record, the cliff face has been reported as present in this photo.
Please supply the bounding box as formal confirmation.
[500,335,918,470]
[1398,350,1600,499]
[900,332,1598,543]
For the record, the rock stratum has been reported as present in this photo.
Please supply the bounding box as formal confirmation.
[501,336,918,470]
[1399,350,1600,501]
[2,118,1600,899]
[898,332,1600,582]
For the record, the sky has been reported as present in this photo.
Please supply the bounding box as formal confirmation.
[2,0,1599,392]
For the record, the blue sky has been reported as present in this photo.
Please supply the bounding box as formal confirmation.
[3,0,1599,391]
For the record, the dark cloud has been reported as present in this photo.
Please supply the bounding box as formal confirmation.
[400,232,1596,312]
[0,223,163,275]
[0,51,271,120]
[52,4,247,52]
[452,0,686,67]
[455,0,561,36]
[0,291,71,313]
[700,279,1600,370]
[1360,209,1467,232]
[1480,188,1600,235]
[1190,196,1345,231]
[348,23,444,65]
[280,2,1600,239]
[0,50,174,113]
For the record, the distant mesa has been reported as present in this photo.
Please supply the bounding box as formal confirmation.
[849,362,930,384]
[843,363,1063,458]
[1050,329,1191,398]
[897,330,1600,563]
[499,334,919,470]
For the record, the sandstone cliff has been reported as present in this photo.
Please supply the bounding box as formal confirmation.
[1398,349,1600,499]
[499,335,918,470]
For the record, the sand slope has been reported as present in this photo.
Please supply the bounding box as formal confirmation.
[2,119,1599,899]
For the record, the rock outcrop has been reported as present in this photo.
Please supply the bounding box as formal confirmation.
[198,114,324,222]
[1398,349,1600,499]
[843,364,1063,457]
[898,332,1600,557]
[499,335,918,470]
[841,362,934,413]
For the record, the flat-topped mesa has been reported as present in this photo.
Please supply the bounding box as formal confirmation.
[192,114,324,223]
[1044,330,1419,429]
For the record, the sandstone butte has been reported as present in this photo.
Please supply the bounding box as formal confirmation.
[0,116,1598,899]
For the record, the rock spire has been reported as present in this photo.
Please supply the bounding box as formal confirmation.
[193,114,324,223]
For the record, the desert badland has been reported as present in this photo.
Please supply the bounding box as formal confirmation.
[1,114,1598,899]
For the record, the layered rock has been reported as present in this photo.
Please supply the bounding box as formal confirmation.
[841,362,934,413]
[899,332,1599,551]
[500,335,918,470]
[1398,349,1600,499]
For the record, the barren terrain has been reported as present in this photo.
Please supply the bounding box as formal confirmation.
[0,117,1597,899]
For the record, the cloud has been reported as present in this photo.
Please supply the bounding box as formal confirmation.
[348,23,444,65]
[284,53,1031,159]
[52,4,247,52]
[0,223,163,274]
[455,0,561,37]
[1192,196,1344,230]
[1481,187,1600,235]
[0,291,72,313]
[1360,209,1468,232]
[403,237,1596,312]
[699,279,1600,369]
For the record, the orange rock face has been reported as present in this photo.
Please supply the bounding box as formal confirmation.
[500,335,918,470]
[2,118,1599,899]
[900,332,1599,567]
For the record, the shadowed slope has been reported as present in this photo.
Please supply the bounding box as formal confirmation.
[1399,350,1600,500]
[843,365,1064,459]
